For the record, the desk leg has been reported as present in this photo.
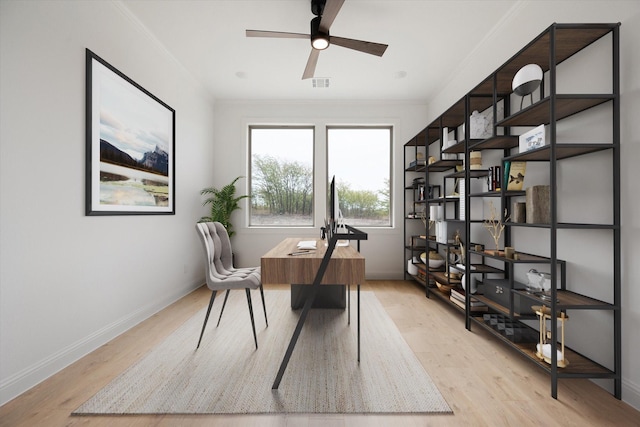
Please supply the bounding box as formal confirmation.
[348,283,351,325]
[272,281,318,389]
[357,283,361,363]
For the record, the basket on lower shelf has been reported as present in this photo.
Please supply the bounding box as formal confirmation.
[483,313,538,343]
[436,281,456,294]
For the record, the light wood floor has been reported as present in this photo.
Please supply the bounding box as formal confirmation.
[1,281,638,427]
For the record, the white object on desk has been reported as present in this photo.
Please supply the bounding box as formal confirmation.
[297,240,317,250]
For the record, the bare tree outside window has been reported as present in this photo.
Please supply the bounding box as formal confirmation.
[249,127,314,226]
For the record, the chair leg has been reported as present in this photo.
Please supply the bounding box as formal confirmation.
[216,289,231,327]
[196,290,217,349]
[259,284,268,327]
[246,288,258,349]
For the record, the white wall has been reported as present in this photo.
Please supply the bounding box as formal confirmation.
[0,1,215,405]
[212,101,428,279]
[425,1,640,410]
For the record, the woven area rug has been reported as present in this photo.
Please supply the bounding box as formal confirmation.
[74,290,451,415]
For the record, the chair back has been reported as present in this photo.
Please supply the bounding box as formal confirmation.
[196,222,260,290]
[195,221,229,274]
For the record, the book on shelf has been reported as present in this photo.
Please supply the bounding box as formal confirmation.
[488,166,494,191]
[503,161,510,190]
[451,287,486,307]
[450,296,488,311]
[506,161,527,191]
[492,165,502,191]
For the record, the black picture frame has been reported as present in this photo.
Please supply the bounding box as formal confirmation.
[85,49,175,215]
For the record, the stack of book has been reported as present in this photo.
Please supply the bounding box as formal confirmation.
[416,263,427,283]
[450,287,488,312]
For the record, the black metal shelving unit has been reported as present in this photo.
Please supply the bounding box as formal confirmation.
[403,129,429,285]
[402,23,621,400]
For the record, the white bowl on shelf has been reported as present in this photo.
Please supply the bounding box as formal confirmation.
[429,258,445,268]
[421,252,444,268]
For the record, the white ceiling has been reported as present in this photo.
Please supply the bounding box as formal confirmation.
[120,0,521,102]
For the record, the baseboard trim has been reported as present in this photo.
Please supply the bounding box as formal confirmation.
[622,377,640,411]
[0,281,202,407]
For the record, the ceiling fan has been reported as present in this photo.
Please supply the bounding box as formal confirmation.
[246,0,388,80]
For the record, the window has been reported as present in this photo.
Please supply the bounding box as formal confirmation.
[249,126,314,226]
[327,126,392,227]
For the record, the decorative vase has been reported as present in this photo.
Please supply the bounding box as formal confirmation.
[461,273,481,294]
[470,151,482,170]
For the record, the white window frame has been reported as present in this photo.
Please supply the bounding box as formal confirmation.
[248,125,315,228]
[326,125,393,228]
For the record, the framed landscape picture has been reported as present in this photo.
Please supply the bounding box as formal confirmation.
[85,49,175,215]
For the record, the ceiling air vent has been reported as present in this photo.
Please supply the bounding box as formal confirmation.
[312,77,330,88]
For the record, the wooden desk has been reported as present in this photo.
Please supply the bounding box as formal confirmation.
[261,238,365,309]
[262,235,367,389]
[261,237,365,285]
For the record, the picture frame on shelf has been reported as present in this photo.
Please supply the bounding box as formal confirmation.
[519,124,545,153]
[85,49,176,215]
[418,184,426,201]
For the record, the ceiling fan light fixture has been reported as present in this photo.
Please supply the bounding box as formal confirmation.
[310,16,329,50]
[312,34,330,50]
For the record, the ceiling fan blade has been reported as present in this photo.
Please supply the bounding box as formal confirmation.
[319,0,345,32]
[330,36,388,57]
[246,30,309,39]
[302,49,320,80]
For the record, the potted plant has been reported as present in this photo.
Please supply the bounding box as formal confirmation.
[199,176,248,237]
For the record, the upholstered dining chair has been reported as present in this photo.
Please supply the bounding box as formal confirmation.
[195,222,268,349]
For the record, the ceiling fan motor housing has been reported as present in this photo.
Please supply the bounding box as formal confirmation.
[311,0,326,16]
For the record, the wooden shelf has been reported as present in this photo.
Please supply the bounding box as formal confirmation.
[471,294,532,320]
[469,135,520,151]
[470,316,615,377]
[469,191,501,198]
[496,95,614,127]
[428,196,460,204]
[405,165,426,172]
[505,221,617,230]
[427,159,463,172]
[442,140,466,154]
[468,249,561,264]
[446,169,491,179]
[513,289,616,310]
[450,263,503,275]
[429,270,462,286]
[505,143,613,162]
